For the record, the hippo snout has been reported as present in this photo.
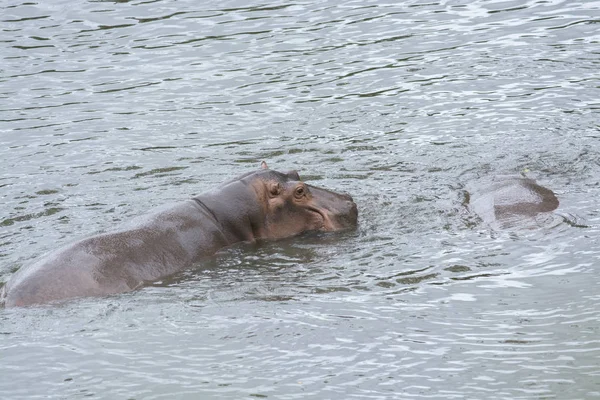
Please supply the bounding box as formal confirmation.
[303,184,358,231]
[341,192,354,203]
[332,196,358,229]
[346,200,358,226]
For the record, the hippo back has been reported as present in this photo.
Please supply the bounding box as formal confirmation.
[468,176,559,229]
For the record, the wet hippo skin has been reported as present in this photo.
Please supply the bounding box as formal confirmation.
[467,176,559,228]
[1,162,358,307]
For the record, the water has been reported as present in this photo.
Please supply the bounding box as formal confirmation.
[1,0,599,398]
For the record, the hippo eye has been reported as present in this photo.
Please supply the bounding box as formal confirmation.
[294,185,306,199]
[269,183,281,197]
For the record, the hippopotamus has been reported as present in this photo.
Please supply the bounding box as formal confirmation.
[1,162,358,307]
[467,176,559,229]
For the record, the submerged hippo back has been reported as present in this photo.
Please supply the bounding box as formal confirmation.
[468,177,559,229]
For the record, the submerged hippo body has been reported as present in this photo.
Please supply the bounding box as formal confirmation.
[468,176,559,228]
[1,163,357,307]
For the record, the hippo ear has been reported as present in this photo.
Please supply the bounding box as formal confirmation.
[261,161,269,170]
[286,170,301,181]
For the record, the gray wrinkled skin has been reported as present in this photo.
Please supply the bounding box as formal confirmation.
[1,165,357,308]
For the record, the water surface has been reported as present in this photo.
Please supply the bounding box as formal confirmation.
[1,0,599,399]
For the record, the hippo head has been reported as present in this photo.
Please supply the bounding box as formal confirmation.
[242,162,358,240]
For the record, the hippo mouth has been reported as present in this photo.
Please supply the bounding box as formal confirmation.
[305,204,355,232]
[305,205,331,231]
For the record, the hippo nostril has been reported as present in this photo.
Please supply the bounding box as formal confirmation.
[347,202,358,223]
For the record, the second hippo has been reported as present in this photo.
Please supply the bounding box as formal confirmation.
[467,176,559,229]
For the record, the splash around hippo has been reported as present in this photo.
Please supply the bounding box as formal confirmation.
[1,162,358,308]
